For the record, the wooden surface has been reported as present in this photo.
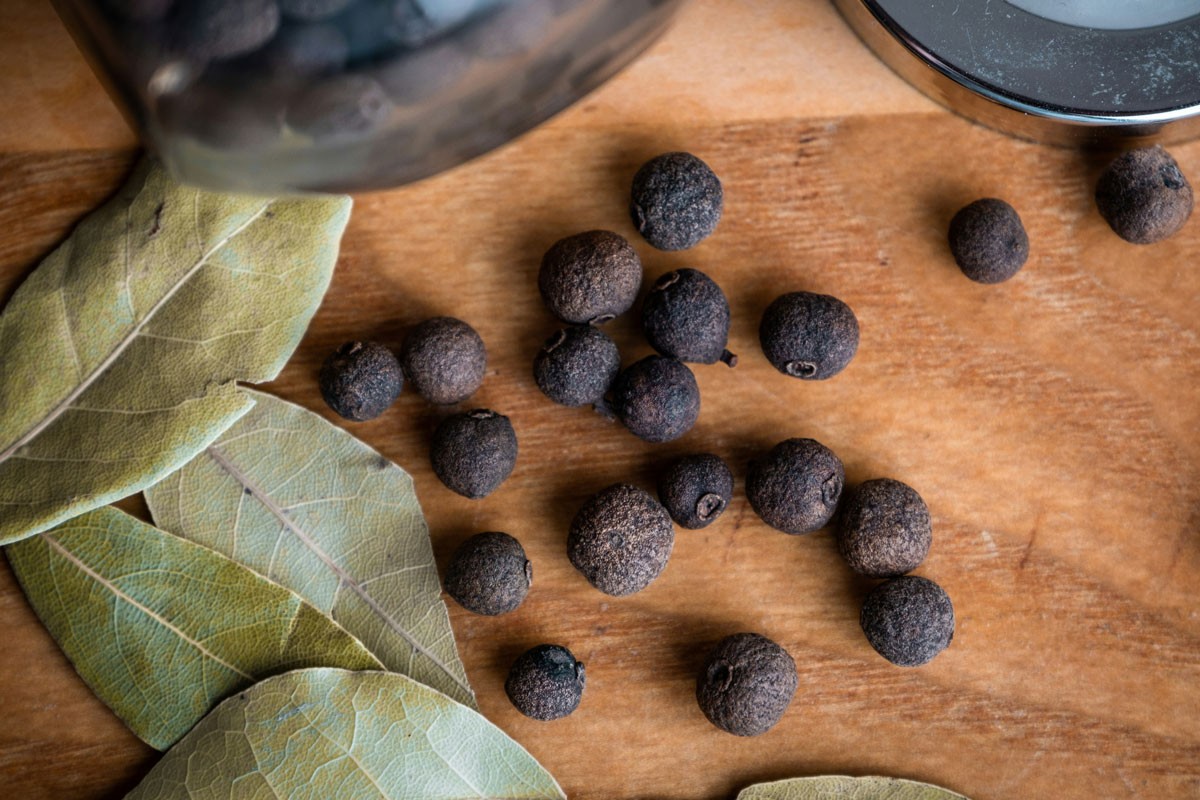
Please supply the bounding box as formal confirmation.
[2,1,1199,798]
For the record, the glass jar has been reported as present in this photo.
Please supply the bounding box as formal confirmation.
[52,0,682,193]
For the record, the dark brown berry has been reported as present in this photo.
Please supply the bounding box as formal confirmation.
[373,41,471,105]
[696,633,797,736]
[401,317,487,405]
[318,341,403,421]
[746,438,844,534]
[505,644,585,720]
[611,356,700,443]
[567,483,675,596]
[1095,146,1193,244]
[861,576,955,667]
[260,23,350,78]
[838,479,932,578]
[538,231,642,324]
[642,268,736,366]
[759,291,859,380]
[177,0,281,61]
[631,152,723,251]
[287,74,395,141]
[430,409,517,499]
[533,326,620,408]
[444,532,531,616]
[657,453,733,529]
[948,198,1029,284]
[279,0,352,21]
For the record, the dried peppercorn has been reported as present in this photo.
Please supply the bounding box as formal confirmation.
[533,326,620,409]
[696,633,797,736]
[642,268,736,366]
[287,74,395,141]
[505,644,586,720]
[401,317,487,405]
[759,291,859,380]
[443,532,531,616]
[430,409,517,499]
[260,23,350,78]
[318,340,403,421]
[374,41,471,105]
[657,453,733,529]
[746,438,844,534]
[538,230,642,325]
[1095,145,1193,244]
[860,576,955,667]
[567,483,675,596]
[611,356,700,443]
[630,152,723,251]
[838,478,931,578]
[178,0,281,61]
[948,198,1029,284]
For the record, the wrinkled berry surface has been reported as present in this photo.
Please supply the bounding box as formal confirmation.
[759,291,859,380]
[539,230,642,324]
[568,483,675,596]
[746,438,844,534]
[318,340,403,421]
[1095,146,1193,244]
[533,325,620,408]
[444,531,531,616]
[696,632,797,736]
[430,409,517,499]
[948,198,1029,284]
[401,317,487,405]
[657,453,733,529]
[838,478,932,578]
[505,644,586,720]
[861,576,955,667]
[631,152,723,251]
[642,268,736,366]
[611,356,700,443]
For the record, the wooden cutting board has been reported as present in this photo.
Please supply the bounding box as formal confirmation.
[2,1,1198,798]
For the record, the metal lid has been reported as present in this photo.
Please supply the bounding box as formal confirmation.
[835,0,1200,145]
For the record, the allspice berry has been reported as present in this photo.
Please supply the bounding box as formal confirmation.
[318,340,403,421]
[696,633,797,736]
[567,483,675,596]
[1095,145,1193,244]
[177,0,281,61]
[630,152,724,251]
[611,356,701,443]
[860,576,955,667]
[642,268,736,366]
[505,644,585,720]
[430,409,517,499]
[657,453,733,529]
[759,291,859,380]
[532,325,620,409]
[838,478,932,578]
[948,198,1029,284]
[746,438,844,534]
[538,230,642,324]
[444,532,531,616]
[401,317,487,405]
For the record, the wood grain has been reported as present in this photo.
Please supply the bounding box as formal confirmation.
[1,1,1199,799]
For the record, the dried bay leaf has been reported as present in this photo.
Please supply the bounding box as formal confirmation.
[0,158,351,544]
[125,667,566,800]
[144,390,476,708]
[737,776,970,800]
[5,506,382,750]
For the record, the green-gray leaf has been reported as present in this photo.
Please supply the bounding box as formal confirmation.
[144,390,475,708]
[5,507,382,750]
[125,667,566,800]
[0,158,351,544]
[737,776,970,800]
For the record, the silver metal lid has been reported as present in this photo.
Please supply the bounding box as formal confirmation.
[835,0,1200,145]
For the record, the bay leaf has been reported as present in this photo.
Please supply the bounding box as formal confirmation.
[0,158,351,545]
[5,506,383,750]
[125,667,566,800]
[144,390,476,708]
[736,776,970,800]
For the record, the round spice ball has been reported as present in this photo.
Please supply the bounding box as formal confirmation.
[642,268,736,366]
[401,317,487,405]
[860,576,955,667]
[177,0,281,61]
[947,198,1029,284]
[443,532,531,616]
[318,341,403,422]
[657,453,733,529]
[838,478,932,578]
[630,152,724,251]
[759,292,859,380]
[567,483,675,596]
[538,230,643,324]
[696,633,797,736]
[611,356,701,443]
[261,23,350,79]
[533,326,620,408]
[287,74,395,142]
[505,644,585,721]
[1095,145,1193,244]
[746,438,844,534]
[430,410,517,499]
